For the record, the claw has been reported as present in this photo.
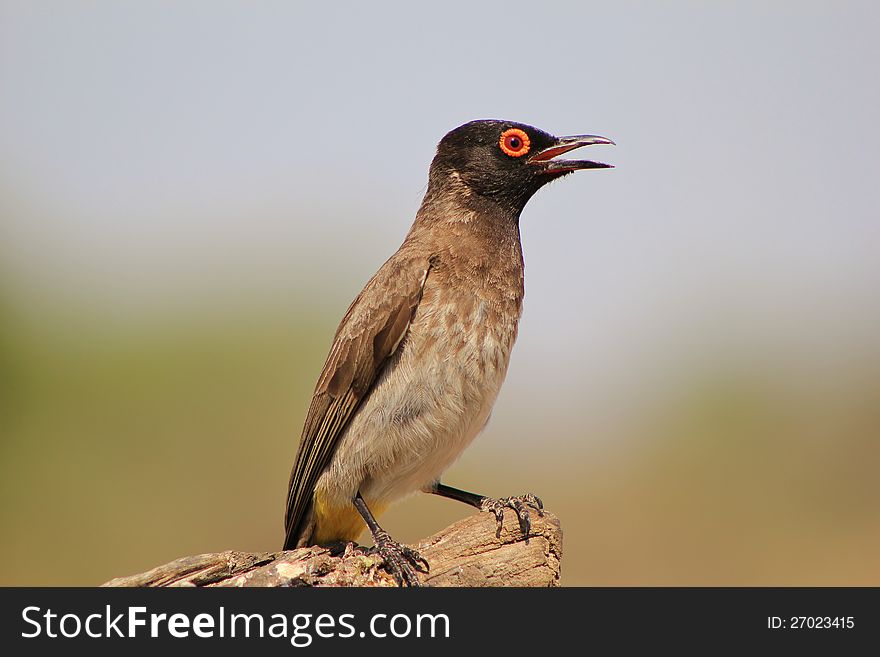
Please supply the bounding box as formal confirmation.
[370,530,429,587]
[509,497,530,536]
[523,493,544,514]
[479,493,544,542]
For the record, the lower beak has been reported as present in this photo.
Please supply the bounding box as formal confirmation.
[528,134,615,173]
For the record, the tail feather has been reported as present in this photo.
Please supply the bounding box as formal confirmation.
[283,500,315,550]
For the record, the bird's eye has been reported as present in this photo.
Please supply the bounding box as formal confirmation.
[499,128,531,158]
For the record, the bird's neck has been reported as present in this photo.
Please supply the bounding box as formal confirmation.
[405,178,525,304]
[412,174,524,246]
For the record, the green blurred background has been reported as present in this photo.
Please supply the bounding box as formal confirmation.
[1,2,878,585]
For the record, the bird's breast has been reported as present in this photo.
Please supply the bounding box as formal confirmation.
[320,266,524,507]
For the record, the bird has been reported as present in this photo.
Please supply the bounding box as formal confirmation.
[283,119,613,586]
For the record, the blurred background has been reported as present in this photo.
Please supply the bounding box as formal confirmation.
[1,1,878,586]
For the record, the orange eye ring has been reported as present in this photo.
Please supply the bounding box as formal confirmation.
[499,128,531,157]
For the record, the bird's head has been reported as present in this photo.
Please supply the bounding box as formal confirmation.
[428,119,614,213]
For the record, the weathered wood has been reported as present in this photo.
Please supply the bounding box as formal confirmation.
[102,509,562,587]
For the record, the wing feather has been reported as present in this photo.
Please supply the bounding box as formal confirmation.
[283,254,430,548]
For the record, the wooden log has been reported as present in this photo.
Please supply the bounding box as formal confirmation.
[102,509,562,587]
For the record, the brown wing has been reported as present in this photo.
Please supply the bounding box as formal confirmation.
[283,253,431,548]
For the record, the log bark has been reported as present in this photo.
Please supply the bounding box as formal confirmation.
[102,509,562,587]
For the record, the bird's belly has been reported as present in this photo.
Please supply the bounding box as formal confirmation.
[316,311,516,512]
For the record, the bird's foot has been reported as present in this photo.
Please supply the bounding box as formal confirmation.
[480,493,544,541]
[369,530,429,587]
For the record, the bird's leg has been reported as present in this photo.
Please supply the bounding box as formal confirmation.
[353,492,428,587]
[425,482,544,540]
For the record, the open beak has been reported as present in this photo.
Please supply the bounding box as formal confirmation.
[528,134,615,173]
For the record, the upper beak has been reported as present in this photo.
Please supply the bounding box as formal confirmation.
[528,134,615,173]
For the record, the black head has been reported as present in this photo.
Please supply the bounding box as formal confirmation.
[428,119,614,213]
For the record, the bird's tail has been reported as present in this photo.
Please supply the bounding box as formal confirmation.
[283,494,315,550]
